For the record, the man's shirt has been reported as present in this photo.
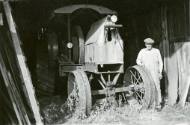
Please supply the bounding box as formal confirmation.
[136,48,163,83]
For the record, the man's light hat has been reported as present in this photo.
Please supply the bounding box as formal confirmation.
[144,38,155,44]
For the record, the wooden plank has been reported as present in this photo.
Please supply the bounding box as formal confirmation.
[0,26,31,124]
[0,13,3,26]
[167,44,178,105]
[163,17,169,98]
[7,72,31,124]
[3,1,43,124]
[175,42,190,107]
[0,53,23,125]
[160,4,170,98]
[167,0,187,42]
[160,4,179,105]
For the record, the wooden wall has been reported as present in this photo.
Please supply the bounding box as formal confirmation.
[122,3,162,67]
[164,0,190,106]
[124,0,190,106]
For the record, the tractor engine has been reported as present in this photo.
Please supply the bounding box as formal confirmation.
[85,15,124,73]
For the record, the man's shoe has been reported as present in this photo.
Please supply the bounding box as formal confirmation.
[155,105,162,112]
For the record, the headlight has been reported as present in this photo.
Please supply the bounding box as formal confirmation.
[67,42,73,48]
[111,15,118,23]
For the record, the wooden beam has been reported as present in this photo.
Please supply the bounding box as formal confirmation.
[178,76,190,107]
[176,42,190,107]
[0,58,22,125]
[3,1,43,125]
[160,3,179,106]
[0,53,30,125]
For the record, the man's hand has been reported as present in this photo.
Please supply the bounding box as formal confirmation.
[138,62,144,67]
[159,73,162,80]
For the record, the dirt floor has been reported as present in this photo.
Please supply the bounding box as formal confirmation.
[40,96,190,125]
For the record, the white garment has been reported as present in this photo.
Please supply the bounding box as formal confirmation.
[136,48,163,104]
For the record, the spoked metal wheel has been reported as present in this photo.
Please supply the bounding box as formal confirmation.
[123,65,156,108]
[67,70,92,115]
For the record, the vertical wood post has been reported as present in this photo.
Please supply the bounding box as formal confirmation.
[161,3,178,105]
[177,42,190,107]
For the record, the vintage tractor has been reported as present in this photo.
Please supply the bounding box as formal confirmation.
[46,4,156,115]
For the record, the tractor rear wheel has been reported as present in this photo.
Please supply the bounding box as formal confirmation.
[123,65,156,108]
[67,70,92,115]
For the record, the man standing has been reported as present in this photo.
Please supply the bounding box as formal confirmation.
[136,38,163,110]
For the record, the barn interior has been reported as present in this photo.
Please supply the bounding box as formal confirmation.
[0,0,190,124]
[11,0,168,95]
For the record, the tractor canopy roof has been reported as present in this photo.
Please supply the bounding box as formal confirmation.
[54,4,117,15]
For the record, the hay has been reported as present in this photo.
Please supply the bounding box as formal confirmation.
[41,96,190,125]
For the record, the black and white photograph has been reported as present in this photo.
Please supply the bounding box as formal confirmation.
[0,0,190,124]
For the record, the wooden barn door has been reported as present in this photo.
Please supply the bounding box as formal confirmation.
[175,42,190,107]
[160,0,190,106]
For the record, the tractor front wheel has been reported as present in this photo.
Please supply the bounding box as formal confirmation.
[67,70,92,115]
